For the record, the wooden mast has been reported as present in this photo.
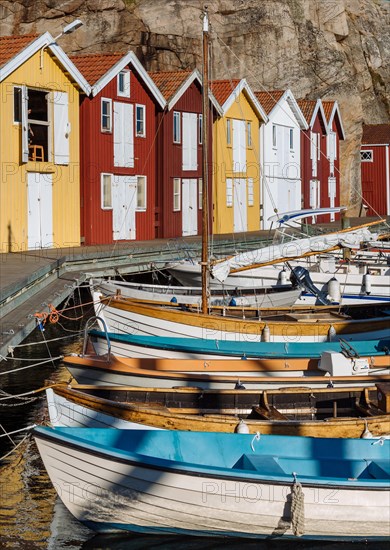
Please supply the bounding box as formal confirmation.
[201,7,210,315]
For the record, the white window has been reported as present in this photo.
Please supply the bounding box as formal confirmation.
[198,178,203,210]
[226,178,233,207]
[101,98,112,132]
[173,177,181,211]
[247,121,252,147]
[199,114,203,144]
[173,111,181,143]
[247,178,254,206]
[21,88,51,163]
[136,104,146,137]
[360,150,373,162]
[136,176,147,210]
[272,125,277,148]
[289,128,294,150]
[226,119,232,145]
[14,86,22,123]
[317,132,321,160]
[117,70,130,97]
[101,173,112,209]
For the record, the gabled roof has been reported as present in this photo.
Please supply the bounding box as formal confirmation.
[211,79,268,122]
[322,100,345,140]
[0,32,90,94]
[149,68,222,113]
[71,50,166,107]
[362,124,390,145]
[254,89,307,129]
[297,99,328,132]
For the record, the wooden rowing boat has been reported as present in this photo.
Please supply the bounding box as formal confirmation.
[47,382,390,438]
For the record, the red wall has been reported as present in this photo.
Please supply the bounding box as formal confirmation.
[361,145,389,216]
[156,80,213,239]
[80,66,161,245]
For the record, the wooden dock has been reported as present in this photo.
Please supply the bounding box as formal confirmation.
[0,232,270,359]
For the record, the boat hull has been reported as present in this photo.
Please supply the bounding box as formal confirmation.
[33,428,390,540]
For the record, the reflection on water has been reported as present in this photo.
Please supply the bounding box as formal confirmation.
[0,293,388,549]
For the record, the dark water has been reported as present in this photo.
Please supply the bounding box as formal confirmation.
[0,289,387,549]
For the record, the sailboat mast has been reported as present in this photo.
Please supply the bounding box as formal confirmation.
[201,7,210,315]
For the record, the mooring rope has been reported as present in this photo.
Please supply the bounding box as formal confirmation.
[291,473,305,536]
[0,356,63,376]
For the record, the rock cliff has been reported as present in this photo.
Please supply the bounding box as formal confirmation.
[1,0,389,213]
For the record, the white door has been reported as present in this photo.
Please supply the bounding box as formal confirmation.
[182,112,198,171]
[114,102,134,168]
[182,178,197,236]
[232,119,246,173]
[27,172,53,249]
[233,178,247,233]
[112,175,137,240]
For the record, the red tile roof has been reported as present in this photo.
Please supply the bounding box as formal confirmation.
[253,90,285,114]
[70,53,125,85]
[149,70,193,102]
[297,100,317,124]
[0,34,39,67]
[362,124,390,145]
[210,79,241,106]
[322,100,335,122]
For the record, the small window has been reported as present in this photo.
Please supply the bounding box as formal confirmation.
[14,86,22,123]
[198,178,203,210]
[136,105,146,137]
[248,178,254,206]
[289,128,294,150]
[137,176,147,210]
[247,121,252,147]
[101,98,112,132]
[226,178,233,207]
[272,125,277,148]
[173,111,181,143]
[360,150,373,162]
[317,132,321,160]
[101,173,112,209]
[226,119,231,145]
[199,114,203,144]
[117,70,130,97]
[173,178,181,211]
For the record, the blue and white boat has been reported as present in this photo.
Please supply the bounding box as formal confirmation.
[33,427,390,541]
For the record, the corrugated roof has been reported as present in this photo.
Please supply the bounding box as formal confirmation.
[149,70,193,102]
[297,99,317,124]
[210,79,241,106]
[253,90,285,114]
[70,53,125,85]
[322,100,335,122]
[0,34,39,67]
[362,124,390,145]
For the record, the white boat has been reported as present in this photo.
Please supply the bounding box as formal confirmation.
[89,277,301,308]
[33,426,390,540]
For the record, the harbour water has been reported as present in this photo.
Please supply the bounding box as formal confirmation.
[0,290,388,549]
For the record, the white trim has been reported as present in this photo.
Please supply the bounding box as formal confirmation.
[324,101,345,140]
[0,33,90,95]
[360,149,374,162]
[260,89,308,129]
[306,99,328,134]
[361,143,390,147]
[173,111,181,144]
[166,69,222,114]
[90,51,165,107]
[101,173,113,209]
[173,177,181,211]
[13,85,22,124]
[219,79,268,123]
[117,69,130,98]
[135,104,146,137]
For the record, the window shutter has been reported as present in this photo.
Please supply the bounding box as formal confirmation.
[21,85,29,163]
[247,178,254,206]
[114,103,134,168]
[190,113,198,170]
[53,91,70,165]
[310,131,316,160]
[226,178,233,207]
[182,112,190,170]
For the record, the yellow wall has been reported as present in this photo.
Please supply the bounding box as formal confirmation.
[0,49,81,252]
[212,92,262,234]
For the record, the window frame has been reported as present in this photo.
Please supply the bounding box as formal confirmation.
[136,104,146,137]
[360,149,373,162]
[226,178,233,207]
[13,86,22,124]
[198,114,203,144]
[173,177,181,211]
[26,87,51,162]
[101,173,113,210]
[247,178,254,206]
[101,98,112,133]
[173,111,181,144]
[198,177,203,210]
[226,119,232,146]
[247,121,252,148]
[272,124,277,148]
[136,175,147,211]
[289,128,294,150]
[117,70,130,98]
